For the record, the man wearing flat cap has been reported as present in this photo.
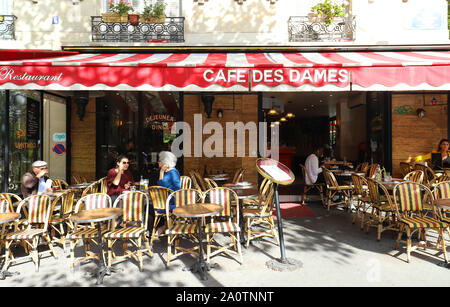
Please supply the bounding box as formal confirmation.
[21,160,52,198]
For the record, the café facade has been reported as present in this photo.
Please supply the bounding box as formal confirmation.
[0,49,449,193]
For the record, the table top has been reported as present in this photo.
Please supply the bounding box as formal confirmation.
[433,198,450,210]
[172,203,222,218]
[0,212,20,224]
[331,170,365,177]
[223,182,256,189]
[71,208,122,223]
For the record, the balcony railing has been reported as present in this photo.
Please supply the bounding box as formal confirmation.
[91,16,185,43]
[0,15,17,40]
[288,16,356,42]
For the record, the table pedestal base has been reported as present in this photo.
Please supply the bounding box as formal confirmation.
[266,258,303,272]
[185,261,218,280]
[0,270,19,280]
[93,265,120,285]
[437,261,450,269]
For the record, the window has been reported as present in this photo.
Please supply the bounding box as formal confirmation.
[101,0,180,16]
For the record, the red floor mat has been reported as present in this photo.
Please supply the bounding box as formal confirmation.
[272,203,316,219]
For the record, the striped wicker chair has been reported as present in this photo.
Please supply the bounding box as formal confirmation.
[432,181,450,238]
[97,177,107,194]
[180,176,192,189]
[367,163,381,179]
[403,170,424,183]
[322,168,352,211]
[105,191,152,271]
[351,174,371,229]
[2,194,57,272]
[365,178,398,241]
[48,189,75,252]
[243,182,277,247]
[148,186,174,244]
[204,178,218,189]
[393,182,448,264]
[67,193,112,270]
[203,187,242,264]
[165,189,203,266]
[232,168,245,184]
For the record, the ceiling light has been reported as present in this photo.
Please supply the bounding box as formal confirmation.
[280,117,287,122]
[286,112,295,118]
[268,109,278,115]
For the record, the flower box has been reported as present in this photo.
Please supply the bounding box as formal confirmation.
[140,15,166,24]
[102,12,128,23]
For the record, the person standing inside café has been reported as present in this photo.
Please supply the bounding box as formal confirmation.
[106,155,135,204]
[305,146,325,185]
[21,160,53,198]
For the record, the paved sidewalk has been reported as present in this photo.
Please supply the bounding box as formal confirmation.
[0,200,448,287]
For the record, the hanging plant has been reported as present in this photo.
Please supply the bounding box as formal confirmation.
[311,0,345,26]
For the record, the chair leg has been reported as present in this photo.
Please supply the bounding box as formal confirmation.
[43,233,58,259]
[406,228,412,263]
[166,235,172,266]
[31,238,39,272]
[137,237,143,272]
[107,239,112,268]
[70,240,76,270]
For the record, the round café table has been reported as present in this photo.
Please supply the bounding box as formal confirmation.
[223,183,258,246]
[0,212,21,279]
[70,208,122,285]
[172,203,222,280]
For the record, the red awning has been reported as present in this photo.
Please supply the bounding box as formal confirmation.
[0,51,449,91]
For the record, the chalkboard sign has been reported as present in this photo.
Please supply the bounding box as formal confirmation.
[26,98,39,140]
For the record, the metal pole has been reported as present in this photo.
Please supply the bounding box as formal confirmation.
[273,182,287,263]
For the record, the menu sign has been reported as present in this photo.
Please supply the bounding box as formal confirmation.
[26,98,39,140]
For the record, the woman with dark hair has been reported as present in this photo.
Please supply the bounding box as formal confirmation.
[106,155,135,204]
[415,138,450,169]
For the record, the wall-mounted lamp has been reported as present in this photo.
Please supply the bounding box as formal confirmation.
[217,109,223,119]
[74,91,89,121]
[201,94,215,118]
[416,108,426,118]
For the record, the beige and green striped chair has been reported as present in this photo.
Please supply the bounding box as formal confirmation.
[203,187,242,264]
[105,191,152,272]
[67,193,112,270]
[148,186,174,244]
[393,182,448,264]
[2,194,57,272]
[165,189,203,266]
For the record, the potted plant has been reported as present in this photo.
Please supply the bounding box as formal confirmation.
[128,10,139,24]
[310,0,345,26]
[102,0,133,23]
[141,0,167,24]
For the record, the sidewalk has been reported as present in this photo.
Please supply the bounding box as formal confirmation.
[0,199,448,287]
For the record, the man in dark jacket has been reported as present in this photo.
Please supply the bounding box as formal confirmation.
[21,160,52,198]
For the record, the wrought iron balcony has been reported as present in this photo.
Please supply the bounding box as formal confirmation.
[0,15,17,40]
[288,16,356,42]
[91,16,185,43]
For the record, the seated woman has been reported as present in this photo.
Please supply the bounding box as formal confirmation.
[154,151,181,235]
[415,139,450,169]
[106,155,135,205]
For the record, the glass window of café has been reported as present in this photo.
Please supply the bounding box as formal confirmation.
[0,90,42,193]
[96,91,181,183]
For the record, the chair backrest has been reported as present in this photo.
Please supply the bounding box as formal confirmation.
[366,178,396,211]
[97,177,107,194]
[414,163,435,184]
[113,191,149,226]
[204,178,218,189]
[232,168,245,184]
[17,195,52,227]
[403,170,424,184]
[0,193,21,212]
[351,173,367,196]
[166,189,203,211]
[180,176,192,189]
[190,170,207,192]
[258,183,275,216]
[203,187,238,219]
[74,193,112,213]
[81,181,99,198]
[399,162,412,178]
[148,186,174,211]
[299,164,314,185]
[51,189,76,218]
[322,168,339,188]
[0,198,13,213]
[367,164,380,179]
[433,181,450,199]
[393,181,431,213]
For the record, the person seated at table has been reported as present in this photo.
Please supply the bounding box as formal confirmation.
[106,155,135,205]
[21,160,53,198]
[305,146,325,185]
[415,138,450,169]
[154,151,181,235]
